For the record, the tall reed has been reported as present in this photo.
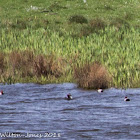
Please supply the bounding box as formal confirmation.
[0,26,139,87]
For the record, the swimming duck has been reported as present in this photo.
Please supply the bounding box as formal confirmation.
[124,96,130,101]
[0,90,4,95]
[66,94,72,100]
[97,89,103,93]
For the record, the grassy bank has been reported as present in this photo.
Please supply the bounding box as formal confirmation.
[0,0,140,88]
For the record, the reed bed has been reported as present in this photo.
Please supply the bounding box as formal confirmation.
[0,0,140,88]
[0,26,139,88]
[74,62,111,89]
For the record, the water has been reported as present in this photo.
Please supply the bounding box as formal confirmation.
[0,83,140,140]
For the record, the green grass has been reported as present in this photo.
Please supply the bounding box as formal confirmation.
[1,0,140,29]
[0,0,140,88]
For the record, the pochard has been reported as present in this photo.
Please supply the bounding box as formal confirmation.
[124,96,130,101]
[97,89,103,93]
[66,94,72,100]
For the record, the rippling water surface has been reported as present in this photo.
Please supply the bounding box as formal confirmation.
[0,83,140,140]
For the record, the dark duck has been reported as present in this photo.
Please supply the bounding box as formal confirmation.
[124,96,130,101]
[66,94,72,100]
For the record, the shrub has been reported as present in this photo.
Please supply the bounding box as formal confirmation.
[79,18,106,37]
[69,15,88,24]
[11,19,27,30]
[110,18,130,30]
[79,26,92,37]
[74,62,111,89]
[89,18,106,30]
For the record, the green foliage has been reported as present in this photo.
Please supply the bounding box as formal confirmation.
[0,0,140,87]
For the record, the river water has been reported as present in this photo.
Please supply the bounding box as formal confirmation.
[0,83,140,140]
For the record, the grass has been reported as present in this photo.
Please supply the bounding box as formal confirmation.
[0,0,140,88]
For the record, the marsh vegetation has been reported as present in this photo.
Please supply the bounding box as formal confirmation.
[0,0,140,88]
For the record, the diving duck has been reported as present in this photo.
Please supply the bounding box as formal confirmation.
[97,89,103,93]
[124,96,130,101]
[66,93,72,100]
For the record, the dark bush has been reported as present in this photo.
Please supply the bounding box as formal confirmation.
[11,19,27,29]
[110,18,130,30]
[79,26,92,37]
[90,18,106,30]
[79,18,106,37]
[69,15,88,24]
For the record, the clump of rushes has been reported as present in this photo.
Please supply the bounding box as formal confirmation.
[80,18,106,37]
[69,15,88,24]
[34,54,63,78]
[14,19,27,30]
[1,50,65,83]
[0,52,5,74]
[9,50,34,77]
[110,18,130,31]
[74,62,111,89]
[9,50,64,78]
[89,18,106,30]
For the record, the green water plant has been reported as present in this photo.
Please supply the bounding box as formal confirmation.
[0,0,140,88]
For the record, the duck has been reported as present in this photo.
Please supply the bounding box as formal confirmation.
[0,90,4,95]
[65,93,72,100]
[124,96,130,101]
[97,89,103,93]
